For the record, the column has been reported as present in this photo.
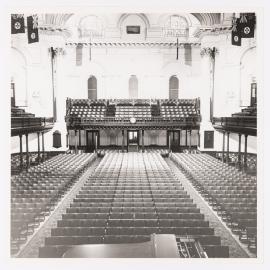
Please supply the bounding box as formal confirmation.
[66,132,69,148]
[19,134,23,169]
[74,130,78,154]
[185,130,188,147]
[189,130,192,153]
[95,132,98,152]
[244,134,248,169]
[25,133,29,168]
[222,131,225,163]
[238,133,242,167]
[122,130,125,152]
[79,130,81,148]
[197,130,200,149]
[37,132,40,164]
[168,131,171,152]
[142,129,145,152]
[179,130,181,150]
[42,132,45,161]
[226,132,230,163]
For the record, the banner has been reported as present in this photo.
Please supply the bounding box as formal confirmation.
[11,14,25,34]
[240,13,255,38]
[231,18,241,46]
[27,15,39,43]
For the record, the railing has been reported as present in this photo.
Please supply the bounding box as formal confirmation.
[11,117,54,129]
[212,116,257,128]
[66,116,201,127]
[205,151,257,173]
[11,150,67,175]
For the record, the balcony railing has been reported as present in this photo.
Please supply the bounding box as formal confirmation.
[65,116,201,129]
[212,116,257,129]
[11,117,55,136]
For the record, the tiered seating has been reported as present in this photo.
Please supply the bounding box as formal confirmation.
[69,105,106,119]
[11,153,38,174]
[66,99,200,122]
[171,153,257,253]
[115,105,151,119]
[11,153,96,255]
[11,151,66,175]
[39,153,228,258]
[160,105,197,118]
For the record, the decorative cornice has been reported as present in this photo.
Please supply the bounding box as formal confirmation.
[194,25,232,39]
[39,25,72,38]
[65,42,201,48]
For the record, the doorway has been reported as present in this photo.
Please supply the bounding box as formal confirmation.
[86,130,99,152]
[127,130,139,152]
[250,82,257,107]
[167,130,180,151]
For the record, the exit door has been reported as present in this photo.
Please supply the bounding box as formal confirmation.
[127,130,139,152]
[167,130,180,151]
[86,131,99,153]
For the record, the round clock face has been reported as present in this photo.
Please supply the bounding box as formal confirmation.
[130,117,136,124]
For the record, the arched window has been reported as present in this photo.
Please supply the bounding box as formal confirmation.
[129,75,138,99]
[169,75,179,99]
[88,76,97,99]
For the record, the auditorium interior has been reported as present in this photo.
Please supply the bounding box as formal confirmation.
[9,11,260,259]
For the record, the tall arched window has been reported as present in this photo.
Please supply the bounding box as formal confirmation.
[169,75,179,99]
[88,76,97,99]
[129,75,138,99]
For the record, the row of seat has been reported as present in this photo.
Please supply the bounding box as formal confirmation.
[11,153,96,255]
[39,152,228,258]
[66,99,199,120]
[171,153,257,254]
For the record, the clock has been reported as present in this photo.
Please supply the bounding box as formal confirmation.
[130,117,136,124]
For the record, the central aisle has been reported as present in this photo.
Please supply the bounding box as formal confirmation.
[39,152,228,258]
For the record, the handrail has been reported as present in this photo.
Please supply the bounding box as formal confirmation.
[66,116,200,123]
[11,116,54,129]
[212,116,257,128]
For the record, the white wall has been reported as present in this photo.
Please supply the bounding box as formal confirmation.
[198,32,257,152]
[11,13,257,155]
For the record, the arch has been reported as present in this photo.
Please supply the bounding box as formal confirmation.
[239,46,257,106]
[78,15,105,38]
[191,13,221,26]
[117,13,150,29]
[169,75,179,99]
[129,75,138,99]
[240,46,256,64]
[88,75,97,99]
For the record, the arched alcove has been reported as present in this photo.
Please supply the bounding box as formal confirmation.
[88,75,97,99]
[169,75,179,99]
